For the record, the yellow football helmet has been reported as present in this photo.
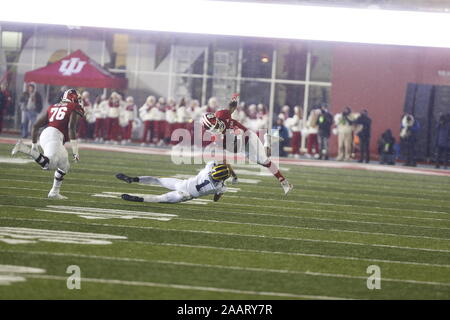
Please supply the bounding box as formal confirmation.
[210,164,231,181]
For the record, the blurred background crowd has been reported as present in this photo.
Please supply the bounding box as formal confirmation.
[4,86,445,168]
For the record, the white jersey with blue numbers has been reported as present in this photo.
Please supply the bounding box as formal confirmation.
[184,161,227,198]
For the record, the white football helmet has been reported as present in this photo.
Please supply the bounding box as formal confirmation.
[202,113,225,134]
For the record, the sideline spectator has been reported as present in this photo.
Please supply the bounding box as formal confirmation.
[354,109,372,163]
[176,97,190,132]
[306,107,321,158]
[273,118,290,157]
[434,113,450,169]
[378,129,396,165]
[256,103,269,136]
[164,97,177,145]
[400,113,420,166]
[285,106,303,158]
[140,96,157,145]
[19,83,42,138]
[122,96,137,144]
[105,92,121,143]
[0,85,7,133]
[93,94,107,142]
[334,107,354,161]
[78,91,95,141]
[205,97,218,113]
[154,97,166,146]
[317,104,333,160]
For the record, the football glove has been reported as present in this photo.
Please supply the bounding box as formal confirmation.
[31,143,39,153]
[229,93,239,108]
[231,176,239,185]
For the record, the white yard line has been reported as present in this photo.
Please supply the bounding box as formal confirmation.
[1,206,450,243]
[129,241,450,269]
[3,137,449,177]
[1,216,449,259]
[2,186,450,223]
[3,249,449,287]
[2,187,450,227]
[24,274,348,300]
[2,177,449,216]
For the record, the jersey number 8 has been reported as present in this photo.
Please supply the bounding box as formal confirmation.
[49,106,68,122]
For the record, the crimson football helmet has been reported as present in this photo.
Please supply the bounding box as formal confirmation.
[202,113,225,134]
[61,89,81,104]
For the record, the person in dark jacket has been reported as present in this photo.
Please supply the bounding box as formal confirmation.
[434,113,450,169]
[317,103,333,160]
[273,118,290,157]
[400,113,420,166]
[354,109,372,163]
[19,83,43,138]
[378,129,396,165]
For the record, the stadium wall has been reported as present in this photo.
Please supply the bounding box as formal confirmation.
[330,43,450,157]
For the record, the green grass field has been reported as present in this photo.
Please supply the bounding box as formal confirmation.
[0,142,449,299]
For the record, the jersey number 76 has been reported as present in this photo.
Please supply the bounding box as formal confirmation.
[49,106,68,122]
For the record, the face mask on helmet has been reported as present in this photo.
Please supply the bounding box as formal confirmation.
[202,113,225,134]
[210,164,231,181]
[61,89,80,104]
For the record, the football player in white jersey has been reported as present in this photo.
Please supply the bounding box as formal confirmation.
[115,161,237,203]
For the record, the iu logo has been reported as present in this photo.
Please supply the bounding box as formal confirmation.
[59,57,87,76]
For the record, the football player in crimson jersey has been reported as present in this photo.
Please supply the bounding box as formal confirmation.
[11,88,84,199]
[202,94,293,194]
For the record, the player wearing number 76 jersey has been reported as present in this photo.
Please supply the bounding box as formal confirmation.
[11,89,84,199]
[116,161,237,203]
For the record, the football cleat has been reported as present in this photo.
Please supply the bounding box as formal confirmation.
[116,173,138,184]
[280,179,293,195]
[121,194,144,202]
[48,191,68,200]
[11,140,30,156]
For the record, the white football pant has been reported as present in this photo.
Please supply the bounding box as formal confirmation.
[39,127,70,172]
[138,176,192,203]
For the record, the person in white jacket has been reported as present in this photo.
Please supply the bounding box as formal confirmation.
[121,96,137,144]
[231,101,247,127]
[306,107,321,158]
[94,94,108,142]
[176,98,190,131]
[285,106,303,158]
[154,97,166,146]
[164,97,177,145]
[106,92,122,144]
[139,96,156,145]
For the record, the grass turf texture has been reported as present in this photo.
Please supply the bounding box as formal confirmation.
[0,143,449,299]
